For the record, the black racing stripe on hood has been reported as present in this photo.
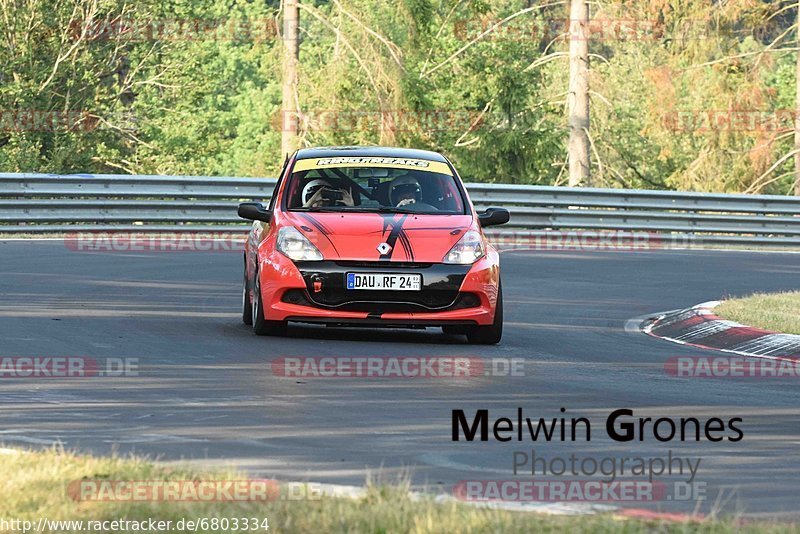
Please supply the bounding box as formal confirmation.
[397,231,415,262]
[379,214,409,261]
[304,213,334,236]
[402,226,468,231]
[298,213,340,256]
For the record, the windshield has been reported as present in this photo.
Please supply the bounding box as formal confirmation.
[284,163,467,214]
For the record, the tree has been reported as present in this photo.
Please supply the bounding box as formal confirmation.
[567,0,590,187]
[796,0,800,195]
[281,0,299,158]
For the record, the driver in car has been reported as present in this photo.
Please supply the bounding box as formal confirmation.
[389,176,422,207]
[302,179,354,208]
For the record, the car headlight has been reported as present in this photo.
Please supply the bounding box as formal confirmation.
[277,226,323,261]
[443,229,485,264]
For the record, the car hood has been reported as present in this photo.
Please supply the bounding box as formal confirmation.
[282,212,476,263]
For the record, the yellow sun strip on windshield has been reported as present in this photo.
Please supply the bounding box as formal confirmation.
[292,157,453,176]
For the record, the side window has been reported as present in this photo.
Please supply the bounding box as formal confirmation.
[268,156,291,210]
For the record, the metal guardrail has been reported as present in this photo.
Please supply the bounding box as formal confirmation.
[2,172,800,247]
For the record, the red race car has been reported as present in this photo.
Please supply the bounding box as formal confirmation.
[238,146,510,344]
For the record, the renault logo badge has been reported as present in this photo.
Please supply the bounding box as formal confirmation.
[377,242,392,255]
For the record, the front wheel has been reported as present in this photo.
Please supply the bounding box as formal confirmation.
[466,282,503,345]
[252,268,287,336]
[242,257,253,326]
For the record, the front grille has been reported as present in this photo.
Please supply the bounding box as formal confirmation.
[309,288,456,310]
[290,261,474,313]
[334,261,433,269]
[282,289,480,314]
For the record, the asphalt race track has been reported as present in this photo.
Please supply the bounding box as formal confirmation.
[1,240,799,517]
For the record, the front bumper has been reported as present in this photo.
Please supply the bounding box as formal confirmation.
[258,251,500,326]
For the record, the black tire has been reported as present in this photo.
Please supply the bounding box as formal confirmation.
[242,257,253,326]
[466,282,503,345]
[252,268,288,336]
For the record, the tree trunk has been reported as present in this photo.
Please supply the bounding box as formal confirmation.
[281,0,300,158]
[567,0,590,187]
[795,0,800,195]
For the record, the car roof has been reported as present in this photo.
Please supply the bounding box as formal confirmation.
[294,146,448,163]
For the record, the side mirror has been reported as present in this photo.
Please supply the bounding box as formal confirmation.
[238,202,272,223]
[478,207,510,228]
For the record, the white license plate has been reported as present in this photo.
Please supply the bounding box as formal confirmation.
[346,273,422,291]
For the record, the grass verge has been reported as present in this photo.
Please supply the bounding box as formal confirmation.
[0,447,796,533]
[715,291,800,335]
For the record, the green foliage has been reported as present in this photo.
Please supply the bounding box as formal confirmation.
[1,0,799,193]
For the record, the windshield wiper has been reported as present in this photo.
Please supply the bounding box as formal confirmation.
[336,206,421,214]
[294,206,427,214]
[294,207,348,212]
[373,206,419,214]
